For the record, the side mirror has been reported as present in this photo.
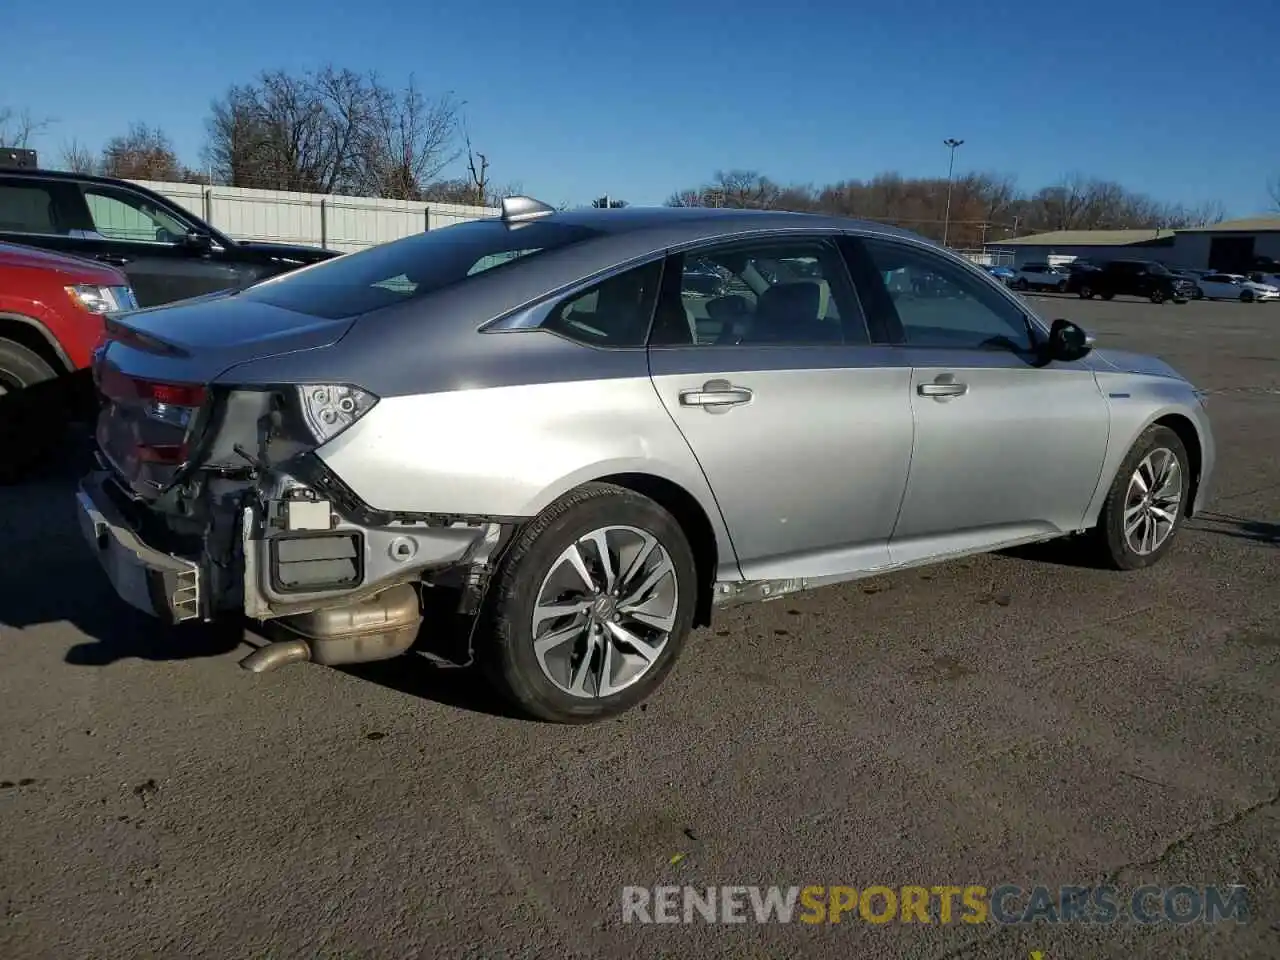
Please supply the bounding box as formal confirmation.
[183,229,214,252]
[1046,318,1093,362]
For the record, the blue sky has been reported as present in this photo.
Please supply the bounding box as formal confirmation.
[5,0,1277,215]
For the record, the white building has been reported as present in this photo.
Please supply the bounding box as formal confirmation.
[986,217,1280,273]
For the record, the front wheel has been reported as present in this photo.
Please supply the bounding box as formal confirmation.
[1013,278,1029,291]
[1150,289,1166,304]
[1078,285,1094,299]
[1241,290,1255,303]
[478,482,698,723]
[1193,286,1204,300]
[1087,425,1190,570]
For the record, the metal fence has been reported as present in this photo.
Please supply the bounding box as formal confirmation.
[956,248,1015,267]
[129,180,499,253]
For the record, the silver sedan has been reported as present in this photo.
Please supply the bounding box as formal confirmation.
[78,198,1215,722]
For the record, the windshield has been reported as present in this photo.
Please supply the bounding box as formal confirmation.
[1147,263,1172,276]
[239,219,603,319]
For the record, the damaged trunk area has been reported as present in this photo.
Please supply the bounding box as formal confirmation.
[89,339,513,672]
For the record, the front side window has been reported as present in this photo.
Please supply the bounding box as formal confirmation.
[661,238,862,347]
[857,238,1033,351]
[542,260,664,348]
[82,186,191,243]
[0,182,64,235]
[241,219,603,320]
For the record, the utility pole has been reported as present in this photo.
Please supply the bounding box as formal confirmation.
[942,138,964,247]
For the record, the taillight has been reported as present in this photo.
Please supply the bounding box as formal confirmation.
[99,371,207,428]
[136,442,189,464]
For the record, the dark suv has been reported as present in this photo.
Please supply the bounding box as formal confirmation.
[0,168,340,307]
[1067,259,1194,304]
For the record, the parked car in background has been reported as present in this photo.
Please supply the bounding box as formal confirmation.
[0,240,137,479]
[78,199,1214,723]
[681,257,727,296]
[1247,271,1280,291]
[1197,273,1280,302]
[1067,259,1195,303]
[984,264,1016,285]
[0,168,340,308]
[1011,262,1069,292]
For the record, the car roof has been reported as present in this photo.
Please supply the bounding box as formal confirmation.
[539,204,927,241]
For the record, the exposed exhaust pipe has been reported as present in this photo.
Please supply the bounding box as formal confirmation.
[239,639,311,673]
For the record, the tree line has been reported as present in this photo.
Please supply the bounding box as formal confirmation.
[5,89,1275,245]
[2,67,515,206]
[665,170,1230,249]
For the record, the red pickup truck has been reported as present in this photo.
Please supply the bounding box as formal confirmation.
[0,241,138,480]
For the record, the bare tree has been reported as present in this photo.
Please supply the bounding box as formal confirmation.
[0,106,52,148]
[60,138,97,174]
[590,196,628,208]
[359,77,460,200]
[203,66,461,196]
[1269,175,1280,213]
[100,123,182,180]
[463,131,489,207]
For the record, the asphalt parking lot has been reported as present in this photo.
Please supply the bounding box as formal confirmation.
[1,295,1277,960]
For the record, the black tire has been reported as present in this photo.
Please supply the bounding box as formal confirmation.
[0,339,62,484]
[1150,288,1166,304]
[1086,425,1190,571]
[0,337,56,394]
[1193,286,1204,300]
[1078,285,1094,299]
[1101,292,1115,300]
[1013,278,1029,291]
[478,482,698,723]
[1240,290,1254,303]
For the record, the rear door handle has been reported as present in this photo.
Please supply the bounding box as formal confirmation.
[918,381,968,398]
[679,379,753,411]
[96,254,130,266]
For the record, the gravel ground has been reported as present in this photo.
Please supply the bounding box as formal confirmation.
[1,295,1277,960]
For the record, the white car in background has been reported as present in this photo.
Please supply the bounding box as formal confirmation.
[1196,273,1280,302]
[1011,262,1070,292]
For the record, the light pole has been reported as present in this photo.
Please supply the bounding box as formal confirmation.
[942,138,964,247]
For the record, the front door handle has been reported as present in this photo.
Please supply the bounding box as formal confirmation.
[96,254,130,266]
[679,379,753,412]
[917,376,968,399]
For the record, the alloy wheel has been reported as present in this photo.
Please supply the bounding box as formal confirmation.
[531,525,679,699]
[1123,448,1182,555]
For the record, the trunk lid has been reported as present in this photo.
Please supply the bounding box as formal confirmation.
[93,293,357,497]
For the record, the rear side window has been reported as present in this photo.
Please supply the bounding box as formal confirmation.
[542,260,664,348]
[240,220,604,319]
[0,182,64,235]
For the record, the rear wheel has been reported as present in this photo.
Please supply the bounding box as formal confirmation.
[1101,292,1115,300]
[1241,289,1255,303]
[1013,278,1029,291]
[0,339,62,484]
[1078,285,1094,299]
[478,482,698,723]
[1087,425,1190,571]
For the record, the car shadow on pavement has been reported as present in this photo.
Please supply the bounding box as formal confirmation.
[1190,511,1280,546]
[996,536,1112,570]
[335,586,527,719]
[0,438,245,665]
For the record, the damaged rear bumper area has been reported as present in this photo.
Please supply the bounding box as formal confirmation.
[75,465,513,671]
